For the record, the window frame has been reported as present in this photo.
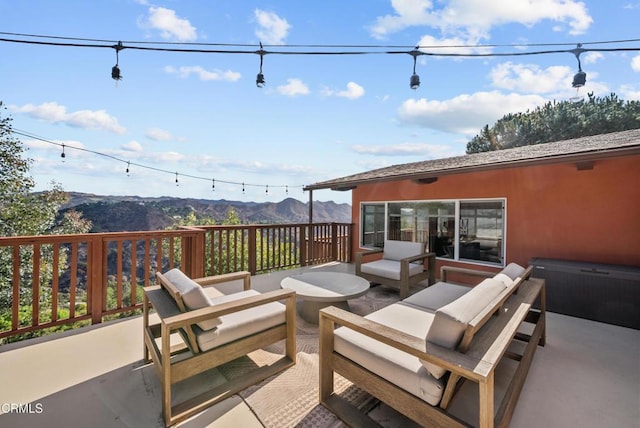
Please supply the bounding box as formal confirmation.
[359,198,506,267]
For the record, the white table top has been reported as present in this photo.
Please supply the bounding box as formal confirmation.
[280,271,370,302]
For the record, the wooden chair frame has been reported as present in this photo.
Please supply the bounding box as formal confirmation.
[319,267,545,428]
[143,271,296,426]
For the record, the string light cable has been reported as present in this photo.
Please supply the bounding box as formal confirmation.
[1,32,639,88]
[5,126,304,195]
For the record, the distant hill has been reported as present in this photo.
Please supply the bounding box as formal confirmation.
[60,192,352,232]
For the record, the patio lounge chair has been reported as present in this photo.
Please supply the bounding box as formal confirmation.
[355,240,436,299]
[143,268,296,426]
[319,263,546,427]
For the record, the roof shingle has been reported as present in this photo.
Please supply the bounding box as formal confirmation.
[305,128,640,190]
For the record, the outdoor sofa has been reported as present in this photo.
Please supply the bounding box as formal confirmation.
[319,262,546,427]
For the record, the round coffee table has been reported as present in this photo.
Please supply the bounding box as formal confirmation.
[280,271,370,323]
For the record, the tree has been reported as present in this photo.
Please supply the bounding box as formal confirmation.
[1,102,92,340]
[466,93,640,154]
[1,101,92,236]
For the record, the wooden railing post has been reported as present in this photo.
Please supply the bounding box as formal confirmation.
[331,223,338,261]
[248,226,257,275]
[308,224,314,265]
[89,236,104,325]
[300,225,308,266]
[180,227,206,278]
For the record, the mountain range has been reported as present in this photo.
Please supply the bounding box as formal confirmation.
[60,192,352,232]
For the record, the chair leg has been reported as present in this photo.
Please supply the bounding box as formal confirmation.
[319,313,335,403]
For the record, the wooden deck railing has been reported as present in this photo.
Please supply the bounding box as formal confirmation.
[0,222,352,341]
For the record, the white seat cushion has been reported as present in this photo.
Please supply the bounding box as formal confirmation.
[360,259,424,280]
[423,277,506,378]
[403,281,471,313]
[334,302,445,406]
[196,290,286,352]
[162,268,224,331]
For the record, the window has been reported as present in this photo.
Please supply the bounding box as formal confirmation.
[360,199,505,266]
[361,203,385,248]
[459,201,504,264]
[388,202,455,259]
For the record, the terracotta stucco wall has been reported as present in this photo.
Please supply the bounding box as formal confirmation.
[350,155,640,269]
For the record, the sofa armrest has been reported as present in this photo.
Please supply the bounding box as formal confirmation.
[319,305,489,382]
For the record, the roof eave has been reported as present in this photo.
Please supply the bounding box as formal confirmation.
[304,145,640,191]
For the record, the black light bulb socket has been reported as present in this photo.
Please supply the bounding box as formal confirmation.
[410,73,420,90]
[112,65,122,81]
[572,71,586,88]
[256,73,265,88]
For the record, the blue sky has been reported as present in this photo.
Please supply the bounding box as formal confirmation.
[1,1,639,205]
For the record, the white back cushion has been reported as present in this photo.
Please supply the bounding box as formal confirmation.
[162,268,222,330]
[383,240,424,261]
[422,277,506,378]
[500,262,526,281]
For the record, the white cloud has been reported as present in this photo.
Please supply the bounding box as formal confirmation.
[351,142,455,158]
[254,9,290,44]
[618,85,640,100]
[489,62,572,94]
[122,141,143,152]
[277,78,310,96]
[139,6,197,41]
[632,55,640,72]
[11,102,126,134]
[370,0,592,39]
[337,82,365,99]
[324,82,366,99]
[157,151,185,162]
[416,34,492,55]
[145,128,174,141]
[145,128,173,141]
[164,65,241,82]
[397,91,547,135]
[583,52,603,65]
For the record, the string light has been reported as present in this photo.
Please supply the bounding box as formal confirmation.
[175,172,179,186]
[571,44,587,88]
[409,47,421,90]
[60,143,66,160]
[126,161,130,176]
[1,32,639,90]
[111,41,124,81]
[211,178,215,191]
[256,42,266,88]
[9,126,304,196]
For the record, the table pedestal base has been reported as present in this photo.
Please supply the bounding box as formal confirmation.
[299,300,350,324]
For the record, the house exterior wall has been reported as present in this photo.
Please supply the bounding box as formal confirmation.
[351,154,640,271]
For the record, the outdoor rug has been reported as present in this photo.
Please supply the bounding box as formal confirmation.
[217,285,403,427]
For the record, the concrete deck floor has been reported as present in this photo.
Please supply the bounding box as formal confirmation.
[0,262,638,427]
